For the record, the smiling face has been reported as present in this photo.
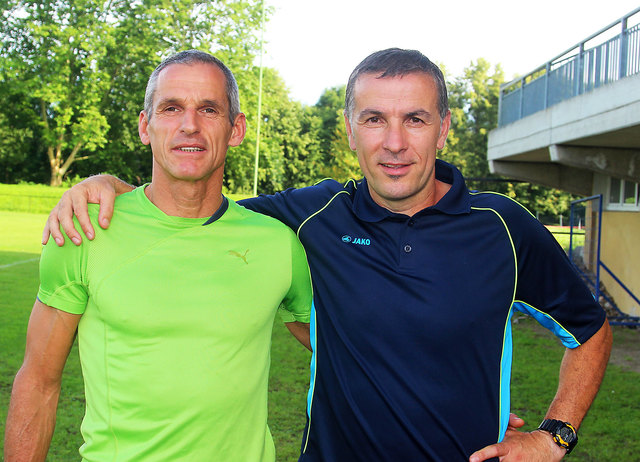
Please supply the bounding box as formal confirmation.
[345,72,450,216]
[138,62,246,188]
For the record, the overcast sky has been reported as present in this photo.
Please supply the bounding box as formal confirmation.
[260,1,640,105]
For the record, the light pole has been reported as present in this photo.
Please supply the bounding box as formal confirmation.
[253,0,266,197]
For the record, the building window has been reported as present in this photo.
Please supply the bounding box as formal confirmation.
[608,177,639,210]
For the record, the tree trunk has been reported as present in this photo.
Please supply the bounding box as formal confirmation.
[48,140,82,187]
[49,162,63,187]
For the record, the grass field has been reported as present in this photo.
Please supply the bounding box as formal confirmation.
[0,183,69,214]
[546,225,586,252]
[1,199,640,460]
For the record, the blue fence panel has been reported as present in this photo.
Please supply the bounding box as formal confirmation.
[547,60,576,107]
[499,86,521,126]
[583,37,620,91]
[628,23,640,75]
[521,75,546,117]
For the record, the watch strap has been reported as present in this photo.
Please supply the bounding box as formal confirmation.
[538,418,578,454]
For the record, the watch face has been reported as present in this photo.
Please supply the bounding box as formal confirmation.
[559,426,576,443]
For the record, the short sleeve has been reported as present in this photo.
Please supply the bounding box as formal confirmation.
[277,231,312,323]
[509,203,606,346]
[37,223,89,315]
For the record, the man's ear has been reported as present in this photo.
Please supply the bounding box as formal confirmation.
[343,112,357,151]
[437,110,451,150]
[228,113,247,147]
[139,111,150,145]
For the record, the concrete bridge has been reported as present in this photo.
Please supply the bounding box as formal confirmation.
[488,7,640,196]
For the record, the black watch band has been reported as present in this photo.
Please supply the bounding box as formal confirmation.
[538,418,578,454]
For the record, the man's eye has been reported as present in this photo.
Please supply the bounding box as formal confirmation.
[409,117,424,124]
[164,106,178,112]
[366,116,380,124]
[203,107,217,114]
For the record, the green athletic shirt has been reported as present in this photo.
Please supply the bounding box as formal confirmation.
[37,186,312,462]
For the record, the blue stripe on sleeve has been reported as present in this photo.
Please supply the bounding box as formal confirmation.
[513,301,581,348]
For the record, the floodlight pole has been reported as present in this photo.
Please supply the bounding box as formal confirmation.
[252,0,266,197]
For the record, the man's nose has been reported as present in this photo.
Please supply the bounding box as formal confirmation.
[382,121,408,153]
[180,109,199,134]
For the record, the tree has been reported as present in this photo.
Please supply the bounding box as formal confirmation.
[1,0,112,186]
[0,0,265,186]
[228,67,330,194]
[444,59,504,180]
[444,59,574,217]
[312,86,360,182]
[0,79,44,183]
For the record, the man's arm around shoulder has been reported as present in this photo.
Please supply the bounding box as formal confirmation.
[4,300,81,462]
[43,174,135,247]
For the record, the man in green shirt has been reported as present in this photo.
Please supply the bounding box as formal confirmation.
[4,50,312,462]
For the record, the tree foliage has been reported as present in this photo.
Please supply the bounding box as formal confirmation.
[443,59,575,218]
[0,0,264,186]
[0,6,574,216]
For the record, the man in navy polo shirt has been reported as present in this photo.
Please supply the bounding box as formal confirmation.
[44,48,612,462]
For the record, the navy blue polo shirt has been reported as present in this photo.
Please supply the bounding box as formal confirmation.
[240,160,605,462]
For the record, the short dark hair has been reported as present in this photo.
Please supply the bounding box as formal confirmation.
[144,49,240,124]
[344,48,449,121]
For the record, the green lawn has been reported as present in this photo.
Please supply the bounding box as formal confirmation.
[2,211,639,461]
[546,225,585,251]
[0,183,69,214]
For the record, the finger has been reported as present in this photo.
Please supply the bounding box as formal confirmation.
[42,206,64,246]
[508,413,525,429]
[469,443,506,462]
[57,192,84,245]
[70,192,95,242]
[97,188,116,230]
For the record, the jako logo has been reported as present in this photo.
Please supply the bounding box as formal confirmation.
[341,235,371,246]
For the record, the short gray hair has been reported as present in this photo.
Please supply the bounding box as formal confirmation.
[345,48,449,121]
[144,49,241,124]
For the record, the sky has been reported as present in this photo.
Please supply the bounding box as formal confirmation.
[261,1,640,105]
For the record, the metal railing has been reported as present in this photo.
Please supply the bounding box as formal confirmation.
[498,8,640,127]
[569,195,640,326]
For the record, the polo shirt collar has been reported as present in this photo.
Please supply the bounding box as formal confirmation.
[352,159,471,222]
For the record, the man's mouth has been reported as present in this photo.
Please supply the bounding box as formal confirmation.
[381,163,409,169]
[177,146,205,152]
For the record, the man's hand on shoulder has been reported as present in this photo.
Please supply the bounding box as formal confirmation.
[469,427,567,462]
[42,174,134,247]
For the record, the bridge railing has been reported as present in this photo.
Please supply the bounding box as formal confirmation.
[498,7,640,127]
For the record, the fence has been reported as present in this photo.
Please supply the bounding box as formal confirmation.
[569,195,640,326]
[499,8,640,126]
[0,193,66,214]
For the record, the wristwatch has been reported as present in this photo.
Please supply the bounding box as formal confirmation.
[537,419,578,454]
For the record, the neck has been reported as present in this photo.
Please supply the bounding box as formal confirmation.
[370,179,451,217]
[145,177,224,218]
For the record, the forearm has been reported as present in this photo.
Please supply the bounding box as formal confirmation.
[469,321,612,462]
[545,320,613,428]
[4,368,61,462]
[285,321,312,351]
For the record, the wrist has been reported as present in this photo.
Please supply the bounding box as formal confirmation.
[535,429,569,457]
[537,419,578,454]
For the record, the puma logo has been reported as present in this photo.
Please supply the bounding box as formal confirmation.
[228,249,249,264]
